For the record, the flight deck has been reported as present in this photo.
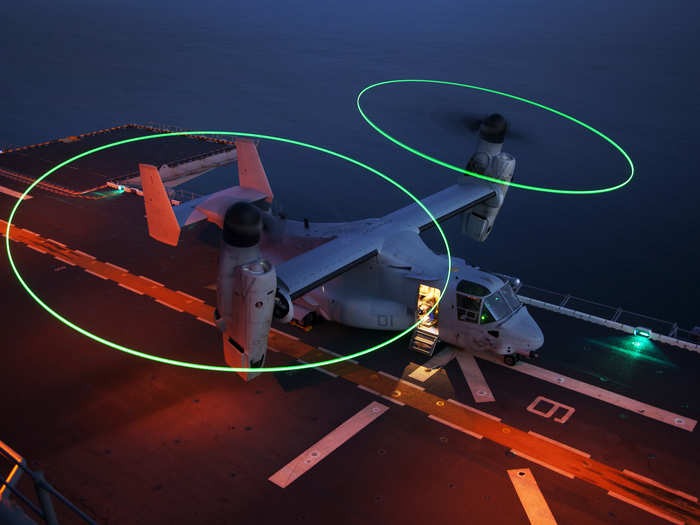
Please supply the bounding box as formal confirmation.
[1,134,699,525]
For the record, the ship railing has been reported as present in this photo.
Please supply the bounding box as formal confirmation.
[489,272,699,353]
[0,440,97,525]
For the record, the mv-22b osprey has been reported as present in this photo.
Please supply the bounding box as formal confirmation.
[138,114,543,381]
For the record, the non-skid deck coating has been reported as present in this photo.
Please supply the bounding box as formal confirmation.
[0,124,234,193]
[1,183,699,525]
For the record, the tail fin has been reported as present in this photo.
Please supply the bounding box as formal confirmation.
[139,164,181,246]
[235,139,274,202]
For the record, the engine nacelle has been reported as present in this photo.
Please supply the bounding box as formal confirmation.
[223,259,276,381]
[462,151,516,242]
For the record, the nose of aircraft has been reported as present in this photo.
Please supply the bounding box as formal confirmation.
[500,307,544,355]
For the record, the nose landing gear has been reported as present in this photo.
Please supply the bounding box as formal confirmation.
[504,354,518,366]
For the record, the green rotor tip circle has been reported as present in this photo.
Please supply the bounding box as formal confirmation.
[5,131,452,373]
[356,79,635,195]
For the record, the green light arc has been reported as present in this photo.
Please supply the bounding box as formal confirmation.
[356,79,635,195]
[5,131,452,373]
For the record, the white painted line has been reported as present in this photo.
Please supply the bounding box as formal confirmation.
[527,432,590,458]
[447,398,502,422]
[296,358,338,378]
[176,290,204,303]
[319,347,358,364]
[378,371,425,391]
[105,262,128,273]
[270,327,299,341]
[268,401,389,488]
[197,317,216,327]
[0,185,33,200]
[139,276,164,287]
[472,349,697,432]
[607,491,684,525]
[118,283,144,295]
[54,256,75,266]
[622,469,698,503]
[428,415,483,439]
[48,240,66,248]
[510,450,574,479]
[19,229,38,236]
[381,394,405,406]
[155,299,184,313]
[357,384,381,397]
[456,353,495,403]
[27,245,48,254]
[74,250,96,259]
[84,269,108,280]
[508,468,558,525]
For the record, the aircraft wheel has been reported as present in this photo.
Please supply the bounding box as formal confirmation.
[504,355,516,366]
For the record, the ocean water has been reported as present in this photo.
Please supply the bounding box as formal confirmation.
[2,0,699,327]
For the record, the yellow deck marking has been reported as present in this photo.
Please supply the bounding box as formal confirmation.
[508,468,558,525]
[2,218,700,525]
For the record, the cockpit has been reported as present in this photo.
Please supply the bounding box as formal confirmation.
[456,280,521,325]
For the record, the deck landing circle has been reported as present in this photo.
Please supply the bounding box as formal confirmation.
[357,79,635,195]
[5,131,451,373]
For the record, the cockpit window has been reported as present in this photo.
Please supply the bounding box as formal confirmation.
[456,292,480,323]
[456,280,490,297]
[483,291,512,321]
[480,305,495,324]
[500,285,521,311]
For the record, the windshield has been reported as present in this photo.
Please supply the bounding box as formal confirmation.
[500,284,521,311]
[483,291,512,321]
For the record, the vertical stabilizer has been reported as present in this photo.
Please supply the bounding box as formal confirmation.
[139,163,181,246]
[235,139,274,202]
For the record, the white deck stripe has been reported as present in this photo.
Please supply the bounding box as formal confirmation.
[357,384,381,397]
[607,491,684,525]
[527,431,591,458]
[378,371,426,391]
[197,317,216,327]
[155,299,184,312]
[270,327,299,341]
[105,262,128,273]
[118,283,144,295]
[139,276,164,287]
[0,185,32,200]
[381,394,405,406]
[510,450,575,479]
[27,245,48,254]
[408,366,441,382]
[622,469,698,503]
[73,250,96,259]
[269,401,389,488]
[84,269,108,280]
[428,415,483,439]
[48,240,66,248]
[54,256,75,266]
[473,350,697,431]
[447,398,502,422]
[455,353,495,403]
[319,347,358,364]
[508,468,558,525]
[176,290,204,302]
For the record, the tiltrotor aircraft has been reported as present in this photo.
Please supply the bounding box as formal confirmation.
[138,114,543,380]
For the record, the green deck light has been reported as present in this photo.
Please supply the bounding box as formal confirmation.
[357,79,635,195]
[6,131,452,373]
[634,327,652,338]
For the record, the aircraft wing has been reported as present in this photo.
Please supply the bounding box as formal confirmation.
[275,234,381,300]
[380,182,495,232]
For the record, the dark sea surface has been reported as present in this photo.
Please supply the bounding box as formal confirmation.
[2,0,699,328]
